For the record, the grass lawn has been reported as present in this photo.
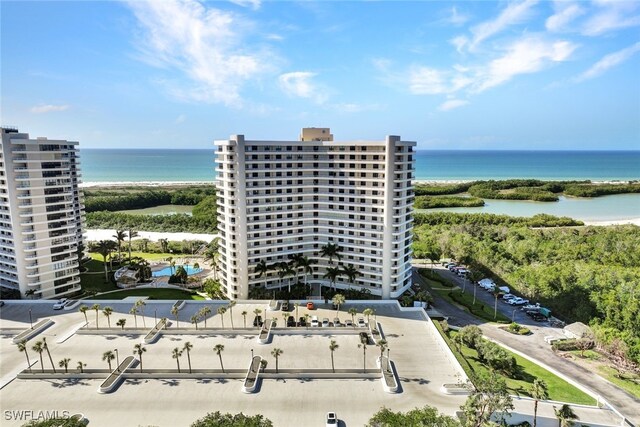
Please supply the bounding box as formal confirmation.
[93,288,205,300]
[435,322,596,405]
[89,252,175,261]
[598,366,640,399]
[80,272,118,294]
[81,259,107,273]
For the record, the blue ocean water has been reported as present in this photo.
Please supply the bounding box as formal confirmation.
[80,149,640,183]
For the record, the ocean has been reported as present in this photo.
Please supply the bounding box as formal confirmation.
[79,149,640,222]
[80,149,640,183]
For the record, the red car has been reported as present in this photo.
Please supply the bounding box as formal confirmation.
[306,302,315,310]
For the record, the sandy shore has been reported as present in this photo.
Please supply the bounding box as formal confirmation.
[86,229,217,242]
[581,218,640,226]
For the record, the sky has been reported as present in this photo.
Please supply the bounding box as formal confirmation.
[1,0,639,150]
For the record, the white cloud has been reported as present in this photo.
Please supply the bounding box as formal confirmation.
[582,1,640,35]
[448,7,470,26]
[125,0,273,106]
[450,35,469,54]
[438,99,469,111]
[278,72,327,104]
[30,104,69,113]
[546,2,585,32]
[409,67,449,95]
[175,114,187,124]
[575,42,640,82]
[228,0,261,10]
[473,37,576,92]
[469,0,538,50]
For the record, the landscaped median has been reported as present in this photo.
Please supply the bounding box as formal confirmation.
[12,319,54,344]
[242,355,263,393]
[98,355,137,394]
[377,355,399,393]
[143,318,168,344]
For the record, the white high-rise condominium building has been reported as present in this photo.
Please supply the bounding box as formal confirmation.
[215,128,415,300]
[1,127,85,299]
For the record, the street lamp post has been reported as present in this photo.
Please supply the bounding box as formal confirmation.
[29,308,33,329]
[512,308,517,322]
[114,349,120,371]
[251,349,254,359]
[154,308,157,325]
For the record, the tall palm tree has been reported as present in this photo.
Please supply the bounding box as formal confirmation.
[304,313,310,330]
[348,308,357,326]
[363,308,374,325]
[136,300,147,328]
[94,240,116,282]
[341,264,361,289]
[377,339,388,361]
[276,262,291,291]
[214,344,225,373]
[183,342,193,374]
[133,343,146,372]
[271,348,283,374]
[103,350,115,371]
[17,340,32,372]
[530,379,549,427]
[77,361,86,373]
[323,266,342,292]
[358,343,367,373]
[116,318,126,330]
[79,305,89,324]
[25,289,36,300]
[172,347,182,373]
[332,294,346,316]
[91,304,101,329]
[253,308,262,328]
[191,314,200,330]
[170,259,176,275]
[554,404,578,427]
[42,337,55,373]
[241,310,248,328]
[217,306,227,329]
[171,306,179,329]
[228,300,236,329]
[254,260,270,285]
[31,341,45,372]
[113,229,127,261]
[127,228,139,260]
[102,306,113,328]
[329,340,339,373]
[289,254,304,284]
[58,358,71,373]
[201,306,212,328]
[130,306,138,328]
[297,256,314,287]
[159,238,169,253]
[320,242,342,265]
[492,287,501,319]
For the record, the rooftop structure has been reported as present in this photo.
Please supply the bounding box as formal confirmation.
[0,127,85,299]
[214,128,416,300]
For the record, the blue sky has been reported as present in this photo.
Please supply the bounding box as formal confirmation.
[2,0,639,150]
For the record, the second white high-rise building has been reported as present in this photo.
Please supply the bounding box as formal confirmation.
[215,128,415,300]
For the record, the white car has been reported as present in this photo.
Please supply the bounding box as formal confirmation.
[311,316,319,327]
[502,294,516,301]
[326,412,337,427]
[53,298,68,310]
[357,317,366,327]
[508,297,529,305]
[322,318,330,327]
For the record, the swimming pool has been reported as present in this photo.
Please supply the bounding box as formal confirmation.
[152,265,203,277]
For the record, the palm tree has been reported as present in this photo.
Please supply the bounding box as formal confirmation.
[294,303,300,320]
[531,379,549,427]
[133,343,146,372]
[58,358,71,373]
[214,344,225,373]
[25,289,36,300]
[271,348,283,374]
[183,342,193,374]
[136,300,147,327]
[94,240,116,282]
[358,343,367,373]
[79,305,89,324]
[217,306,227,329]
[289,254,304,284]
[320,242,342,265]
[348,308,357,326]
[332,294,345,316]
[102,306,113,328]
[159,238,169,253]
[172,347,182,373]
[76,361,86,373]
[169,258,176,275]
[116,318,126,330]
[253,308,262,328]
[228,300,236,329]
[42,337,55,373]
[323,266,342,292]
[130,306,138,328]
[103,350,115,371]
[127,228,139,260]
[329,340,339,373]
[277,262,295,291]
[254,260,270,285]
[31,341,45,372]
[241,310,248,328]
[17,340,32,372]
[201,306,212,328]
[492,287,501,319]
[171,306,179,329]
[341,264,361,289]
[297,256,314,287]
[113,229,127,261]
[191,314,200,330]
[304,313,310,330]
[554,404,578,427]
[377,339,388,361]
[91,304,101,329]
[363,308,374,325]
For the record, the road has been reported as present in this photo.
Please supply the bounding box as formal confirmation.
[413,267,640,426]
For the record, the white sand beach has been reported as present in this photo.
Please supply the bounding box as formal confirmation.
[81,181,214,188]
[582,218,640,226]
[86,229,217,242]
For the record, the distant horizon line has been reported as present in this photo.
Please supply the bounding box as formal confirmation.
[79,147,640,152]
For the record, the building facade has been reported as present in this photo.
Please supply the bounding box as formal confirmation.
[1,128,85,299]
[214,129,415,300]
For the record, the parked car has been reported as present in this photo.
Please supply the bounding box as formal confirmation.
[456,268,469,277]
[281,301,289,311]
[502,294,516,301]
[357,317,366,327]
[326,412,338,427]
[344,319,353,327]
[53,298,68,310]
[322,318,330,327]
[333,318,342,327]
[508,297,529,306]
[306,302,315,310]
[287,316,296,327]
[446,263,458,270]
[298,317,307,327]
[253,315,263,327]
[311,316,319,327]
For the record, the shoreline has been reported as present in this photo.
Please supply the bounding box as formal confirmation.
[581,218,640,226]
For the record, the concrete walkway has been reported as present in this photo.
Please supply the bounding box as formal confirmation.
[412,268,640,426]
